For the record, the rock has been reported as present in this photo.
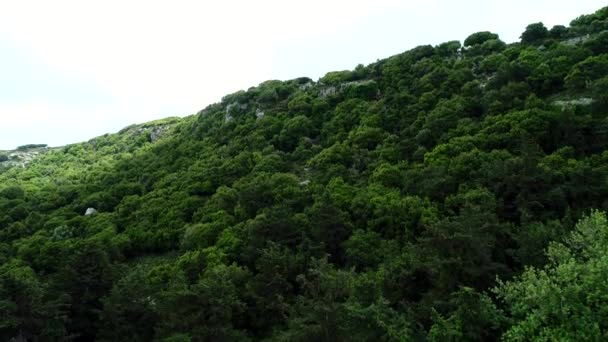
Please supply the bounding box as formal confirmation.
[553,98,594,108]
[226,102,246,114]
[562,34,591,46]
[225,102,246,122]
[224,113,234,123]
[150,126,168,142]
[319,80,377,98]
[256,108,265,119]
[319,86,337,98]
[85,207,98,216]
[299,82,314,91]
[1,149,43,168]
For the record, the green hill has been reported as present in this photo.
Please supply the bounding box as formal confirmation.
[1,7,608,341]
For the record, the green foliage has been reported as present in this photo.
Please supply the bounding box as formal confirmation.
[320,70,354,85]
[520,22,549,45]
[464,31,499,47]
[344,80,379,100]
[16,144,47,151]
[496,211,608,340]
[0,259,67,340]
[0,6,607,341]
[565,55,608,90]
[549,24,568,39]
[436,40,462,57]
[288,94,313,115]
[591,76,608,111]
[278,115,314,151]
[570,6,608,34]
[428,287,504,341]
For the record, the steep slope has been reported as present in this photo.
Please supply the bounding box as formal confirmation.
[1,7,608,341]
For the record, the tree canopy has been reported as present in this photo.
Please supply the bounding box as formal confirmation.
[0,6,608,341]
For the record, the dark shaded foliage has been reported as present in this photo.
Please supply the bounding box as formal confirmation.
[0,7,608,341]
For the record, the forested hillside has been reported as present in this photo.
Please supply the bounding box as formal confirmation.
[1,7,608,341]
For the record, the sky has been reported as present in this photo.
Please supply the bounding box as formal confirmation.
[0,0,605,149]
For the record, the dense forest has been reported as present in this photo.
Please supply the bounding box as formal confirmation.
[1,7,608,341]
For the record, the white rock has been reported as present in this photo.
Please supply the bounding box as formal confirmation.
[85,207,98,216]
[256,108,265,119]
[553,98,594,108]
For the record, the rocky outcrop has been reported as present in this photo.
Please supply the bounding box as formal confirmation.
[553,98,594,108]
[85,207,98,216]
[318,80,378,98]
[562,34,591,46]
[150,126,170,142]
[255,108,265,119]
[0,146,49,168]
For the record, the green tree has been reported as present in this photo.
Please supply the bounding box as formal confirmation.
[496,211,608,341]
[565,55,608,90]
[549,25,568,39]
[464,31,499,47]
[0,260,66,340]
[53,240,116,340]
[520,22,549,45]
[428,287,504,341]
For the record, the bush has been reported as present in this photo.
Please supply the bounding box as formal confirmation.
[464,31,499,47]
[320,70,354,85]
[521,22,549,45]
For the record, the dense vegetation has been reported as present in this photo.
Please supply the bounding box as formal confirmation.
[1,7,608,341]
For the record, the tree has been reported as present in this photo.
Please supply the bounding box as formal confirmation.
[549,25,568,39]
[278,115,314,151]
[583,31,608,55]
[464,31,499,47]
[153,263,251,341]
[436,40,462,57]
[53,240,116,340]
[520,22,549,45]
[591,76,608,112]
[1,6,608,341]
[428,287,505,341]
[97,264,160,341]
[275,258,412,341]
[288,94,313,115]
[565,55,608,90]
[0,260,67,340]
[496,211,608,340]
[320,70,354,85]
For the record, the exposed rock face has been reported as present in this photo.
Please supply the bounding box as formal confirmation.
[85,207,98,216]
[255,108,265,119]
[299,82,314,91]
[150,126,170,142]
[553,98,594,108]
[225,102,247,123]
[224,113,234,123]
[0,146,49,168]
[319,86,337,98]
[318,80,378,98]
[562,34,591,46]
[226,102,247,114]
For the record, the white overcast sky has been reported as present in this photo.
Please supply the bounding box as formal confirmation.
[0,0,604,149]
